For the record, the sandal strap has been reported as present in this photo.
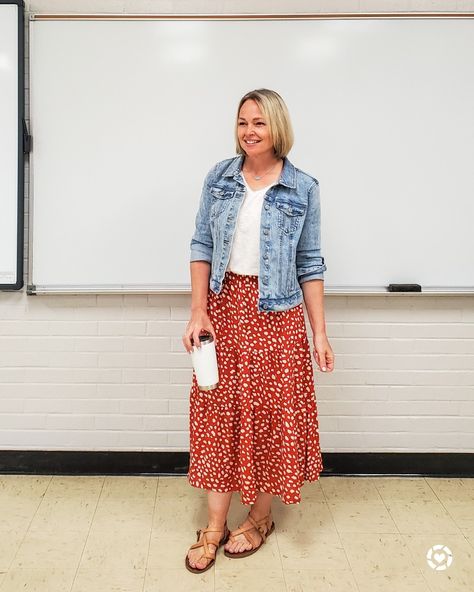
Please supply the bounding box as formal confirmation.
[201,526,227,534]
[189,524,228,561]
[228,513,271,546]
[247,514,269,543]
[228,526,255,547]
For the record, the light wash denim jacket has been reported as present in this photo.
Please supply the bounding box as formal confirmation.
[190,154,326,312]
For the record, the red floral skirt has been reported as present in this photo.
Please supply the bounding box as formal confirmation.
[187,270,323,505]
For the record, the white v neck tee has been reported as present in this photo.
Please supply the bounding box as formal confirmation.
[227,178,276,276]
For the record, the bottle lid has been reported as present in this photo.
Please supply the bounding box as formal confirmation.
[191,332,213,346]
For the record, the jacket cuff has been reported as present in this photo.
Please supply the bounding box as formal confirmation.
[299,272,325,284]
[190,248,212,263]
[298,261,327,283]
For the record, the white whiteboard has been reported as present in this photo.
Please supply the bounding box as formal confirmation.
[0,2,22,289]
[29,16,474,293]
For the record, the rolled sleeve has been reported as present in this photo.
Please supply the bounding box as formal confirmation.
[296,181,327,284]
[189,165,216,264]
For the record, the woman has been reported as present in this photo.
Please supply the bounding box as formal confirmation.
[182,89,334,573]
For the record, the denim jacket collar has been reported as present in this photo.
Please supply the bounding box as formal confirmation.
[222,154,297,189]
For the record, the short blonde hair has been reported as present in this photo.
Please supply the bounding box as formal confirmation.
[234,89,294,159]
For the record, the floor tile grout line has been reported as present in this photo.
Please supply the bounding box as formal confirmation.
[375,478,404,537]
[272,528,288,592]
[142,476,160,592]
[402,478,463,592]
[69,476,106,592]
[425,475,474,538]
[399,531,437,592]
[375,479,433,585]
[0,475,54,590]
[344,476,450,590]
[318,479,363,592]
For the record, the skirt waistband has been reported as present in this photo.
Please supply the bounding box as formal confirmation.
[224,270,259,283]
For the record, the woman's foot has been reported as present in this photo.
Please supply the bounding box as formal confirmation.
[186,524,227,570]
[224,511,272,554]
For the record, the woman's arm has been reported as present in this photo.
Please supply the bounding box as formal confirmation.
[297,180,334,372]
[190,261,211,313]
[182,260,217,353]
[183,166,218,353]
[301,278,326,336]
[301,274,335,373]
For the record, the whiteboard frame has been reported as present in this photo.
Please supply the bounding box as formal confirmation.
[27,12,474,296]
[0,0,25,291]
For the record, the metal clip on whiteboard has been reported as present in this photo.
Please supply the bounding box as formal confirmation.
[23,119,32,154]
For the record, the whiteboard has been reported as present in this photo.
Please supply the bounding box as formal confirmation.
[0,1,23,290]
[28,16,474,294]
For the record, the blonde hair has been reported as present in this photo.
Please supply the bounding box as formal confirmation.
[234,89,294,159]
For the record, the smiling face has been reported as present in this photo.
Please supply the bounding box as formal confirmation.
[237,99,275,158]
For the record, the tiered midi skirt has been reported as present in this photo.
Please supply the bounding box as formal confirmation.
[187,270,323,505]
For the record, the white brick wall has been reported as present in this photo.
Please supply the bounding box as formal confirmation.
[1,0,472,452]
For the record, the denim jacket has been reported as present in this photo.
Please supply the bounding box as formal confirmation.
[190,154,326,312]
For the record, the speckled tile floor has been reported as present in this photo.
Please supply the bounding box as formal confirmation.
[0,475,473,592]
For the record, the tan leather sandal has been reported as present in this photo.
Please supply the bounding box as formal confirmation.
[185,523,230,573]
[224,512,275,559]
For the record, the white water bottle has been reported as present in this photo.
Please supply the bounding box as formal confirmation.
[191,333,219,391]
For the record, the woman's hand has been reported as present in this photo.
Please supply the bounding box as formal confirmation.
[312,333,335,372]
[182,307,217,353]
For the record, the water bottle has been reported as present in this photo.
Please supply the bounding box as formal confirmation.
[190,333,219,391]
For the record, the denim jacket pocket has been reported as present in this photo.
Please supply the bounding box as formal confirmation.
[276,200,306,234]
[209,185,234,219]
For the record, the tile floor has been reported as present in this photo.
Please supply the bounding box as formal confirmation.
[0,475,473,591]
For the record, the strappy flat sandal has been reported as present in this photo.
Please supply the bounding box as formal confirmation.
[185,523,230,574]
[224,512,275,559]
